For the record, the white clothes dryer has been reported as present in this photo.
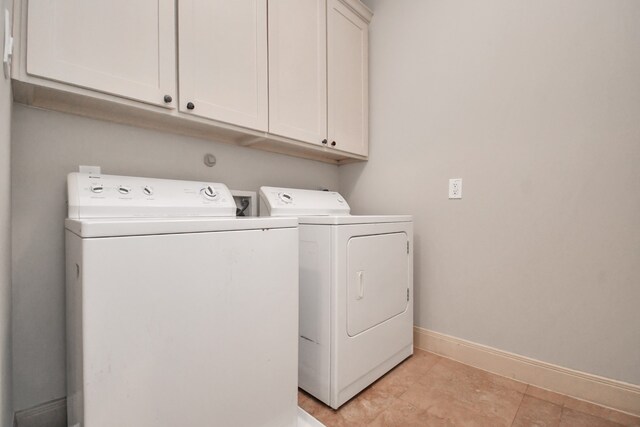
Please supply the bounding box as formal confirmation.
[260,187,413,409]
[65,173,302,427]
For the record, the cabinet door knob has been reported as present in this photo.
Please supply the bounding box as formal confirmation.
[322,139,328,145]
[163,95,173,103]
[331,141,336,147]
[186,102,195,110]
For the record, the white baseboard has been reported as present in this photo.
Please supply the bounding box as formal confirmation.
[13,398,66,427]
[414,326,640,416]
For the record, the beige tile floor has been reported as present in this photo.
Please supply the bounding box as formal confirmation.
[298,349,640,427]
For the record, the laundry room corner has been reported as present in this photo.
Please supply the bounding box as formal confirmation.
[3,0,640,425]
[338,0,640,400]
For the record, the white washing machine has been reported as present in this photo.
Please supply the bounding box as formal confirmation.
[65,173,301,427]
[260,187,413,409]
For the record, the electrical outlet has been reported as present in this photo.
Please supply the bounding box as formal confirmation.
[449,178,462,199]
[230,190,257,217]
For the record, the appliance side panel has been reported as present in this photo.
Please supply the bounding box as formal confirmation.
[298,224,333,404]
[65,231,84,427]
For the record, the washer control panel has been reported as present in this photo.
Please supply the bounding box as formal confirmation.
[68,172,236,219]
[259,186,350,216]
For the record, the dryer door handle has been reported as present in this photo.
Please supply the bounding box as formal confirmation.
[357,271,364,300]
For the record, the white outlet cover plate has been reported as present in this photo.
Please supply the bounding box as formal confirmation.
[449,178,462,199]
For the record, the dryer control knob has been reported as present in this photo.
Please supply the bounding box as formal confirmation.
[143,186,154,196]
[201,186,219,201]
[278,192,293,204]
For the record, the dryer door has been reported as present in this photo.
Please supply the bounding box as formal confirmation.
[346,232,409,337]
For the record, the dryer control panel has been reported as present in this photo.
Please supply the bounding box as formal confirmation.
[259,186,351,216]
[68,173,236,219]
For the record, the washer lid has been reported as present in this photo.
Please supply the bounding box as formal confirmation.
[65,217,298,238]
[297,215,412,225]
[260,186,350,216]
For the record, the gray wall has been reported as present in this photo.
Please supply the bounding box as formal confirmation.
[10,104,339,411]
[1,0,13,422]
[340,0,640,385]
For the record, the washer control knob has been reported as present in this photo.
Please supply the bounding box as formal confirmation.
[143,186,154,196]
[90,184,104,194]
[201,185,219,200]
[278,192,293,204]
[118,185,132,195]
[337,196,345,203]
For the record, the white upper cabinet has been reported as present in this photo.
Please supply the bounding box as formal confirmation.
[328,0,369,157]
[17,0,371,162]
[268,0,327,146]
[269,0,370,156]
[26,0,176,108]
[178,0,269,131]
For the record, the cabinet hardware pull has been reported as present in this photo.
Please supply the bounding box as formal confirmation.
[186,102,195,110]
[163,95,172,103]
[322,139,328,145]
[331,141,336,147]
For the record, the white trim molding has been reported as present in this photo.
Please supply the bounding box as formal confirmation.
[338,0,373,23]
[13,398,66,427]
[414,326,640,416]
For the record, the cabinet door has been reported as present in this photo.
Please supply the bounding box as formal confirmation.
[26,0,176,108]
[268,0,327,145]
[179,0,268,131]
[327,0,369,156]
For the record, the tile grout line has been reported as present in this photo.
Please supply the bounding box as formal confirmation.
[509,389,527,427]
